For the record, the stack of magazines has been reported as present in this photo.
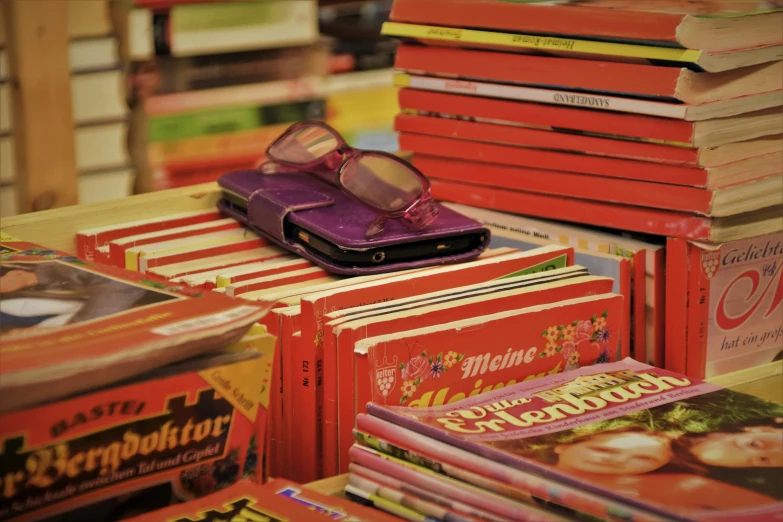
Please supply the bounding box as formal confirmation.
[346,359,783,521]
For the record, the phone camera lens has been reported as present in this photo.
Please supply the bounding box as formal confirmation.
[372,251,386,263]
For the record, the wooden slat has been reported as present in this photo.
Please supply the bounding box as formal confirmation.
[2,0,77,214]
[0,182,221,253]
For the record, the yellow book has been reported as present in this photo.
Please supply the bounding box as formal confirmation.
[381,22,778,72]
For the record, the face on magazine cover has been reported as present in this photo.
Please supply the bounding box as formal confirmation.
[0,262,175,334]
[491,389,783,507]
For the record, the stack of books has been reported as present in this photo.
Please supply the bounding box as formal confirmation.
[0,0,132,217]
[126,0,399,192]
[381,0,783,381]
[382,0,783,242]
[347,358,783,521]
[65,203,632,487]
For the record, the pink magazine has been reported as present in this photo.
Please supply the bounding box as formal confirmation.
[349,462,510,522]
[365,359,783,522]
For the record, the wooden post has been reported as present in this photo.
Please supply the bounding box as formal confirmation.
[2,0,78,214]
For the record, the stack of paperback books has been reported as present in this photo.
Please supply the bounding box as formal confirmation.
[347,358,783,521]
[64,203,627,486]
[383,0,783,242]
[382,0,783,382]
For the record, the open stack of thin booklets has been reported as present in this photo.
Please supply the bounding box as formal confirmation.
[64,205,633,490]
[383,0,783,243]
[347,358,783,521]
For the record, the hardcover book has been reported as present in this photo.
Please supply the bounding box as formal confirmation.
[363,358,783,522]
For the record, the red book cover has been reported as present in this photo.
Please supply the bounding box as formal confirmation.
[396,113,700,164]
[324,264,591,476]
[212,257,313,289]
[399,89,781,146]
[299,247,574,480]
[685,232,783,379]
[364,358,783,521]
[415,154,779,216]
[0,241,269,414]
[400,133,767,189]
[335,276,615,474]
[666,238,691,374]
[76,209,222,262]
[389,0,782,52]
[394,44,777,102]
[395,114,783,168]
[431,178,739,241]
[348,294,624,475]
[400,88,700,144]
[1,352,267,522]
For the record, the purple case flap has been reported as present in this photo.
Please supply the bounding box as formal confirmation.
[218,169,490,275]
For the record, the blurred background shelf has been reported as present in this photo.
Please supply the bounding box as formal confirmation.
[0,0,398,218]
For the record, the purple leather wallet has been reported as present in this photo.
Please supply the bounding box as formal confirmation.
[217,169,490,275]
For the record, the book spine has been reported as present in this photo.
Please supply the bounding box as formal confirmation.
[686,242,712,379]
[399,132,707,186]
[398,89,697,145]
[278,313,301,481]
[393,114,700,166]
[430,179,715,241]
[665,238,690,373]
[321,321,341,478]
[389,0,682,45]
[297,300,321,483]
[338,328,361,474]
[631,250,647,363]
[651,248,667,368]
[396,73,686,119]
[394,44,680,100]
[414,155,714,214]
[381,22,700,64]
[141,238,267,273]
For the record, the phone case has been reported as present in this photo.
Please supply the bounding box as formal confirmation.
[217,169,490,275]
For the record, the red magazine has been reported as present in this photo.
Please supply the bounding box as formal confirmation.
[430,178,783,242]
[0,241,269,414]
[298,247,574,481]
[684,231,783,379]
[0,351,267,522]
[363,358,783,521]
[399,89,782,147]
[413,154,782,217]
[395,114,783,168]
[334,274,615,474]
[400,133,779,189]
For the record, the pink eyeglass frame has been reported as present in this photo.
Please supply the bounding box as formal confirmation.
[264,120,439,239]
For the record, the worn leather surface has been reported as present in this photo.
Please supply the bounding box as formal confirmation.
[217,169,490,275]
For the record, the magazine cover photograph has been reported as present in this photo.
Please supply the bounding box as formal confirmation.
[0,260,176,335]
[367,359,783,520]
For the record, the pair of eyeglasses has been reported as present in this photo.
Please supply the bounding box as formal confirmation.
[262,121,439,239]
